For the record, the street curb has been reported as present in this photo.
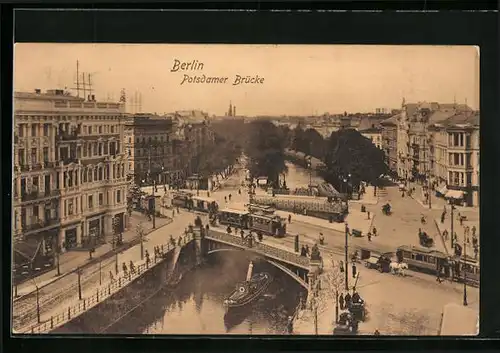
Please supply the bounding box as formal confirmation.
[14,217,173,303]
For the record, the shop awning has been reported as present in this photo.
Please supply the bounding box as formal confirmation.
[437,185,448,195]
[445,190,464,199]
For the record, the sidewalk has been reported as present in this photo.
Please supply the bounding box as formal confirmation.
[15,212,172,299]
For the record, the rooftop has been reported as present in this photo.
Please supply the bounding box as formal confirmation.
[359,127,382,134]
[380,114,400,126]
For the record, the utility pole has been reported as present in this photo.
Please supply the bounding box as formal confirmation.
[99,260,102,286]
[148,148,156,229]
[112,216,119,274]
[77,267,82,300]
[451,205,455,250]
[344,223,349,291]
[31,279,41,323]
[463,229,468,306]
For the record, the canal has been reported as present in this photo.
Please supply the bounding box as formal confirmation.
[102,253,307,335]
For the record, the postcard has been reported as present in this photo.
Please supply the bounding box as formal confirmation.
[12,44,479,336]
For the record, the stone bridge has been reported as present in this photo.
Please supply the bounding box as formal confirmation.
[201,229,320,290]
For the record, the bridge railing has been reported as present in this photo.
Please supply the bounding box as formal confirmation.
[23,233,194,334]
[206,231,310,268]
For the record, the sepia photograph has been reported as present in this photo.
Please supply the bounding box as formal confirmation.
[12,44,479,336]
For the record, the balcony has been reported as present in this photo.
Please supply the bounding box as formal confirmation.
[56,131,79,142]
[22,218,60,233]
[19,189,60,203]
[58,158,80,166]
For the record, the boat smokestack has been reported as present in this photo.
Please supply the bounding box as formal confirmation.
[246,261,254,282]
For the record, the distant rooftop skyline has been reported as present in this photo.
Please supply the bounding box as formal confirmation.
[14,44,479,116]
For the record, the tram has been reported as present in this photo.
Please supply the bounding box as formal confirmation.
[396,245,448,274]
[218,208,250,229]
[171,191,193,208]
[192,196,219,214]
[452,257,480,287]
[248,213,287,238]
[217,208,287,237]
[247,203,275,215]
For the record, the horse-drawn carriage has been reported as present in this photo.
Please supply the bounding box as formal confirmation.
[382,203,392,215]
[418,230,434,247]
[363,253,392,273]
[333,312,357,335]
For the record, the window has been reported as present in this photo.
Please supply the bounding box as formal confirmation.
[18,124,24,137]
[31,124,37,137]
[88,195,94,209]
[18,149,25,165]
[33,205,39,221]
[43,124,49,136]
[99,126,102,134]
[31,148,37,164]
[116,190,121,203]
[43,147,49,163]
[98,143,103,156]
[111,125,115,133]
[128,149,131,157]
[104,143,108,155]
[129,137,132,143]
[99,193,103,206]
[68,199,74,215]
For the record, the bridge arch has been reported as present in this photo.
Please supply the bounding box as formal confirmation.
[206,248,309,289]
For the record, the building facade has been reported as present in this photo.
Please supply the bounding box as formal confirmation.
[359,126,383,149]
[124,114,174,185]
[429,112,480,207]
[396,101,472,182]
[380,114,399,173]
[13,89,128,254]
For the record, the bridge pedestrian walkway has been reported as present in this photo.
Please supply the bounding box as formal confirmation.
[16,236,191,334]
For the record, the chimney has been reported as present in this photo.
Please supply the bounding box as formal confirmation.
[34,89,41,94]
[91,94,95,101]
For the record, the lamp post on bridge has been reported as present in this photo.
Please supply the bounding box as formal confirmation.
[344,222,349,291]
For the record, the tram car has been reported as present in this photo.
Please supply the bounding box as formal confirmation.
[396,245,448,274]
[191,196,219,214]
[248,213,287,238]
[247,204,275,215]
[218,208,250,229]
[217,208,287,237]
[452,257,480,287]
[171,191,193,208]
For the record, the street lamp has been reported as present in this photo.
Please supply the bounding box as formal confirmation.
[31,278,41,324]
[344,222,349,291]
[137,224,145,260]
[450,204,455,250]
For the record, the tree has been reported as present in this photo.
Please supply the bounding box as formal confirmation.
[245,119,288,187]
[303,128,326,161]
[325,255,345,324]
[324,129,388,190]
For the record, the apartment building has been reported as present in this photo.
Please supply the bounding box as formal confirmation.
[380,114,399,173]
[124,114,174,185]
[396,101,472,182]
[359,126,383,149]
[429,112,480,207]
[13,89,128,256]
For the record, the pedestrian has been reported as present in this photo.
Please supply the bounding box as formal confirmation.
[286,316,294,334]
[474,246,478,260]
[224,196,227,203]
[288,214,292,224]
[339,293,345,310]
[109,271,114,282]
[238,188,241,195]
[367,211,370,220]
[339,260,345,273]
[374,329,380,336]
[372,227,377,237]
[472,226,477,238]
[352,263,357,279]
[122,262,128,275]
[145,250,150,267]
[172,209,175,218]
[436,271,442,283]
[441,212,445,224]
[443,229,449,241]
[401,191,405,198]
[177,206,180,214]
[344,292,352,307]
[229,194,232,201]
[367,232,372,242]
[300,245,307,257]
[459,215,463,226]
[164,185,167,193]
[129,260,136,274]
[305,245,310,257]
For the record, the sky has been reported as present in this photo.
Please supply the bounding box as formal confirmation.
[14,44,479,116]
